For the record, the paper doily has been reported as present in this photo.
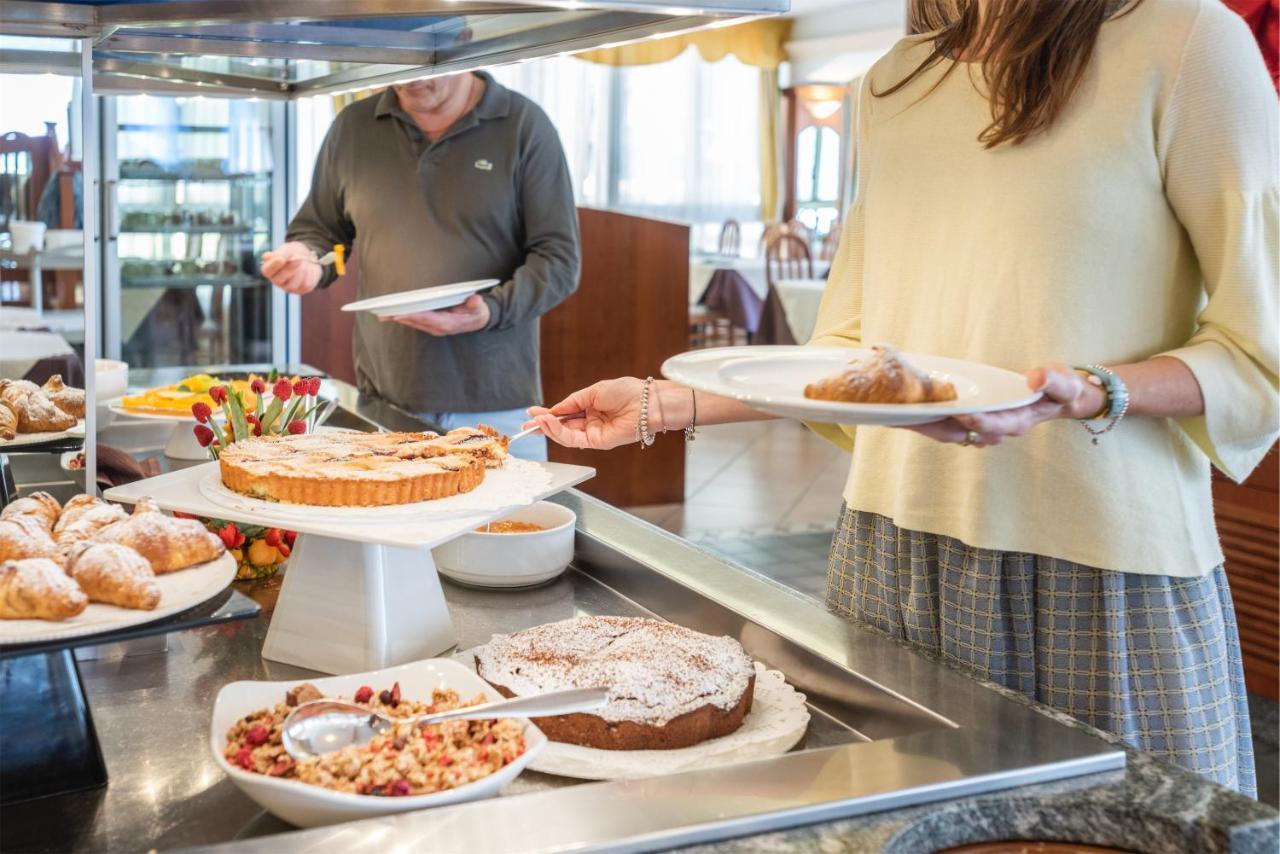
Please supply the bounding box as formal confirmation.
[197,457,555,524]
[460,651,810,780]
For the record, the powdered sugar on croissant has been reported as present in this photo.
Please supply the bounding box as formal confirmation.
[803,345,957,404]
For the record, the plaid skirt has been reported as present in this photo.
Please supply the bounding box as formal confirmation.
[827,508,1257,798]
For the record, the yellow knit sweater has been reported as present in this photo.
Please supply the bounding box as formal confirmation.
[810,0,1278,577]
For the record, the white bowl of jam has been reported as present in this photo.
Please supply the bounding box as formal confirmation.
[432,501,575,589]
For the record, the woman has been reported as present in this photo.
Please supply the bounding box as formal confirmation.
[528,0,1277,795]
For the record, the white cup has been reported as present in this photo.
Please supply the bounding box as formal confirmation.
[8,220,47,254]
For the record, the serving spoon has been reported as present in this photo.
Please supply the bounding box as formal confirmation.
[281,687,609,760]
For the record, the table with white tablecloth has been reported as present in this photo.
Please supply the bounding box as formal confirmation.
[774,277,828,344]
[0,330,77,382]
[689,255,768,304]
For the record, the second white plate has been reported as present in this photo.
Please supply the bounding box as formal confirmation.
[663,346,1041,426]
[342,279,499,318]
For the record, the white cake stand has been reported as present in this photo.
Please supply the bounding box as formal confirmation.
[105,402,208,460]
[104,461,594,675]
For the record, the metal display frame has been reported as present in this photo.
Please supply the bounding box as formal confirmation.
[1,0,787,100]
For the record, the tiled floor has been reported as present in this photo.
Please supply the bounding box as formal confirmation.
[623,420,1279,809]
[626,419,847,541]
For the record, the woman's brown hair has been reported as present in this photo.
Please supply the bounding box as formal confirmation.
[876,0,1141,148]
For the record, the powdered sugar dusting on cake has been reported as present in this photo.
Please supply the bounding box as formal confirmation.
[475,616,755,726]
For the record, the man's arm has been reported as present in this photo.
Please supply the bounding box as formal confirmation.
[263,121,357,293]
[480,114,581,331]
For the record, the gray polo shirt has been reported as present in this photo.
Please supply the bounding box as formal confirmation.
[288,73,580,413]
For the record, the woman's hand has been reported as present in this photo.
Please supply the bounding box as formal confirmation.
[526,378,647,450]
[909,364,1105,447]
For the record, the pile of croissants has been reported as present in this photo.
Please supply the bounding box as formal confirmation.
[0,492,226,621]
[0,375,86,440]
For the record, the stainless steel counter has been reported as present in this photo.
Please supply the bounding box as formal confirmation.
[0,370,1129,852]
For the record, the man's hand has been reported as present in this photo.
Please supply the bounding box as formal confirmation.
[260,242,322,295]
[383,294,491,336]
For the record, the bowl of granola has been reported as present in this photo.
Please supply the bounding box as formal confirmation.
[211,658,546,827]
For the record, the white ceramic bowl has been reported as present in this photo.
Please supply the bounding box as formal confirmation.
[94,359,128,426]
[210,658,547,828]
[60,451,86,491]
[433,501,575,588]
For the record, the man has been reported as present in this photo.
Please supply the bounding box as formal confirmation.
[261,71,580,460]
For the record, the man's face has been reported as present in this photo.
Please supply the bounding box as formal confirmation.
[393,74,470,112]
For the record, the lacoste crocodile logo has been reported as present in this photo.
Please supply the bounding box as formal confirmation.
[474,159,494,171]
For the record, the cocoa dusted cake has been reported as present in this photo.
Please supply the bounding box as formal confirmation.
[218,426,508,507]
[475,615,756,751]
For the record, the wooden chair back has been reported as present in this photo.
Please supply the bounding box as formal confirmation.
[0,126,59,227]
[717,219,741,256]
[765,234,813,287]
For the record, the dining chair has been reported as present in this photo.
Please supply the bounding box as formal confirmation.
[765,234,813,285]
[717,219,741,257]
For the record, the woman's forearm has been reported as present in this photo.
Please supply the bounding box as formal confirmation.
[1112,356,1205,419]
[652,381,775,432]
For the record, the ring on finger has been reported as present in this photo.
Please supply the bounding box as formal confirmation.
[960,430,981,447]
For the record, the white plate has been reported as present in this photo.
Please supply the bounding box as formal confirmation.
[341,280,499,318]
[463,654,809,781]
[663,346,1042,426]
[106,398,200,423]
[197,457,554,524]
[211,657,547,828]
[0,418,85,448]
[0,551,235,646]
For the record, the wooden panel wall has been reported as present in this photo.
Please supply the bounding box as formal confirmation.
[540,208,688,507]
[1214,443,1279,700]
[300,254,358,385]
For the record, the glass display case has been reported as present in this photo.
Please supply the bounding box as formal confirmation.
[102,95,285,368]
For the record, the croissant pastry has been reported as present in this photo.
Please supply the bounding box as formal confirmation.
[95,498,224,573]
[0,492,62,530]
[7,389,76,433]
[0,400,16,441]
[63,542,160,611]
[0,558,88,621]
[53,496,129,545]
[804,345,957,404]
[0,514,58,563]
[0,379,39,408]
[42,375,86,418]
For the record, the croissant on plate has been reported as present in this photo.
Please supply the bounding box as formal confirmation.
[0,492,62,530]
[0,379,40,408]
[0,558,88,621]
[0,401,16,441]
[94,497,225,573]
[803,345,957,404]
[53,495,129,545]
[42,375,85,418]
[2,388,76,433]
[63,542,160,611]
[0,514,58,563]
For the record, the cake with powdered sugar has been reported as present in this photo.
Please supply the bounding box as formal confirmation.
[474,615,756,750]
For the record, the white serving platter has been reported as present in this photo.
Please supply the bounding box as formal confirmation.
[0,551,235,647]
[211,657,547,828]
[460,654,809,781]
[342,279,499,318]
[662,346,1042,427]
[106,460,593,549]
[0,418,85,448]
